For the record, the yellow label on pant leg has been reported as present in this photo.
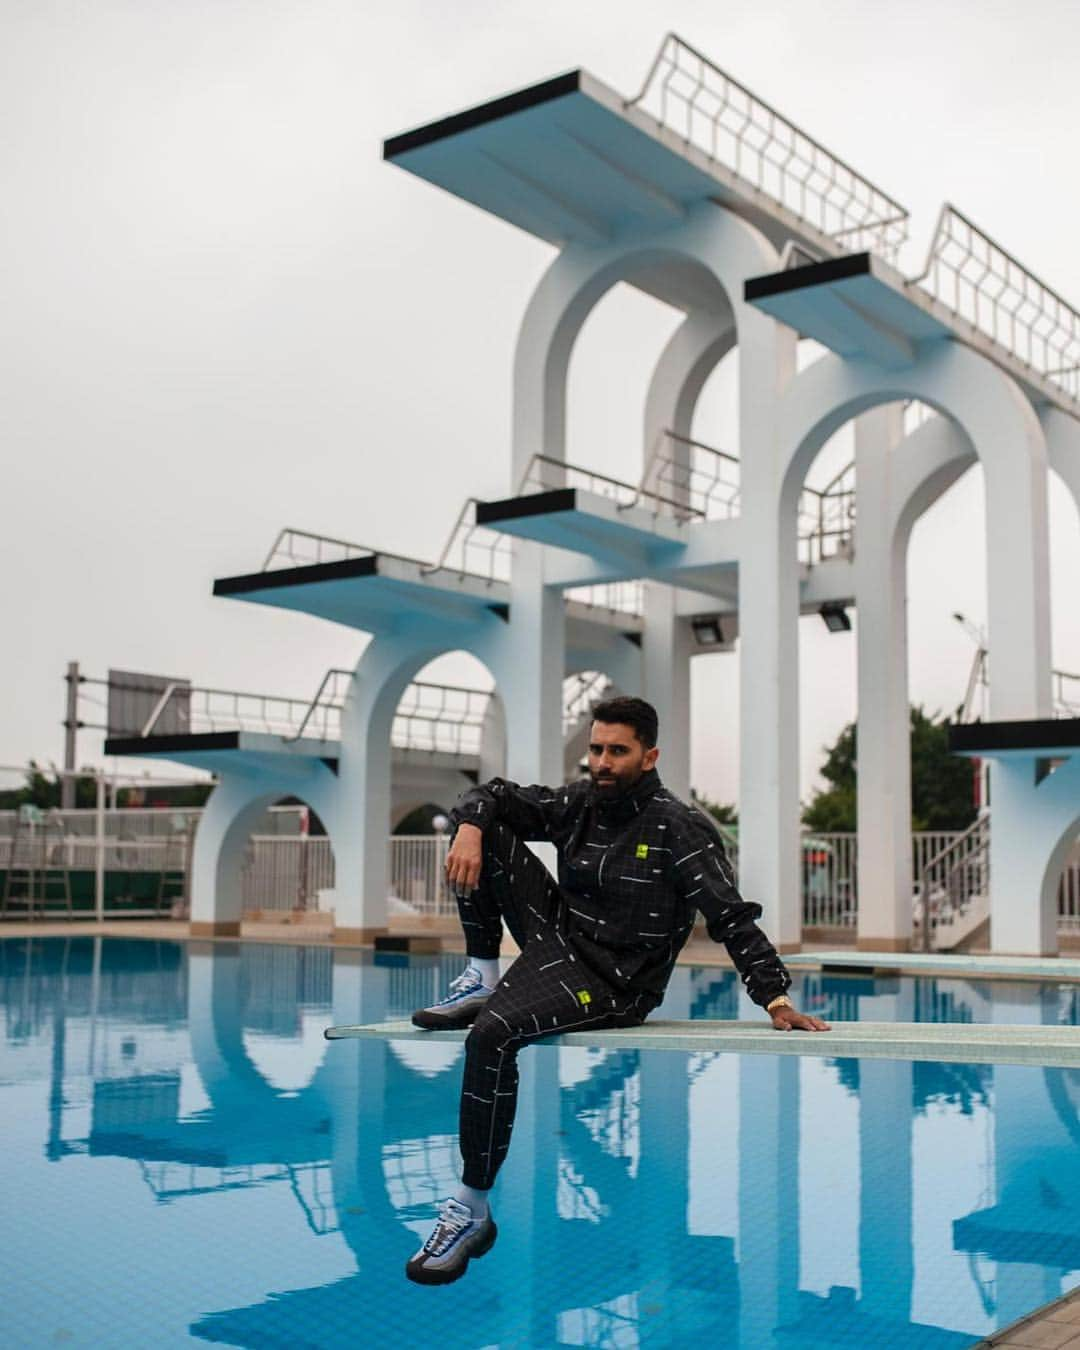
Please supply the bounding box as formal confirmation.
[635,843,649,859]
[577,989,592,1006]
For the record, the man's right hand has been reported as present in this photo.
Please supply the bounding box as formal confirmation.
[445,822,483,894]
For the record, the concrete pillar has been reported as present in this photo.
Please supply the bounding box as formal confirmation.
[737,314,800,949]
[854,405,912,950]
[501,542,566,788]
[642,580,692,799]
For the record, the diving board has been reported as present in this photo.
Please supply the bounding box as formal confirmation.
[324,1018,1080,1070]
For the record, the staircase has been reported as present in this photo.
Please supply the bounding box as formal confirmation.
[562,672,616,777]
[913,815,989,952]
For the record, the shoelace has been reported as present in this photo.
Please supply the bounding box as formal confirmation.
[439,967,483,1003]
[423,1198,473,1256]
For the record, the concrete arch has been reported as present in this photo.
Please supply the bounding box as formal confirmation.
[189,761,341,934]
[779,343,1051,720]
[512,202,783,487]
[333,627,514,934]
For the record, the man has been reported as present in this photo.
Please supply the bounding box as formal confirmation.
[405,695,829,1286]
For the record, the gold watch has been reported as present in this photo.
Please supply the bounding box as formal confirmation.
[766,995,794,1013]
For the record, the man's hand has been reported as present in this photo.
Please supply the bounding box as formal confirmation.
[445,822,483,895]
[770,1006,831,1032]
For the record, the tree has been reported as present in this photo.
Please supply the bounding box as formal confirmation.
[801,706,976,833]
[692,792,738,828]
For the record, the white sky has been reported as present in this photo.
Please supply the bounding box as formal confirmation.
[2,0,1078,807]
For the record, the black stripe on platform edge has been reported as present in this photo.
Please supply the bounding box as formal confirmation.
[948,718,1080,754]
[475,488,577,525]
[105,732,241,756]
[383,71,582,158]
[744,252,872,303]
[213,555,378,596]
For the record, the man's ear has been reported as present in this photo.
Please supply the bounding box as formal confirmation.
[644,746,659,771]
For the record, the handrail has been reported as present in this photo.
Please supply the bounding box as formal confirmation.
[422,497,512,585]
[262,527,375,572]
[914,203,1080,404]
[287,668,354,743]
[627,33,909,259]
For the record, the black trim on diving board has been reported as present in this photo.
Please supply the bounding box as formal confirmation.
[475,488,577,525]
[213,555,378,597]
[948,718,1080,754]
[105,732,241,756]
[744,252,872,303]
[383,71,582,159]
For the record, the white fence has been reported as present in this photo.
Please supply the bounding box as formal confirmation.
[5,807,1080,935]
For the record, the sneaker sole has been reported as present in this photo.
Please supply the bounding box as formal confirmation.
[410,1003,486,1032]
[405,1220,498,1286]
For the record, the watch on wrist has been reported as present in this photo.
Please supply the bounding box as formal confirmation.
[766,994,794,1013]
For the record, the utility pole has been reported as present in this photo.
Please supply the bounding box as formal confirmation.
[62,661,80,809]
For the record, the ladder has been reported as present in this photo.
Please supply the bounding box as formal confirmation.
[1,806,73,918]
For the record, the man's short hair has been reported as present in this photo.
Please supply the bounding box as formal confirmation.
[590,695,659,750]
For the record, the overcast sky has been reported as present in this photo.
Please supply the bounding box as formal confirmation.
[2,0,1078,807]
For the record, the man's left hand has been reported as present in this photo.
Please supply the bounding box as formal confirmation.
[770,1007,831,1032]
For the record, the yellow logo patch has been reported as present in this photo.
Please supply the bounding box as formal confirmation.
[577,989,592,1006]
[635,843,649,859]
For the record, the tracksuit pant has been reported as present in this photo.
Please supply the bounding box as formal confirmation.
[456,822,645,1190]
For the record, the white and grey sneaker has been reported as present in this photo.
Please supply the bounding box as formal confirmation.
[411,966,494,1031]
[405,1198,497,1285]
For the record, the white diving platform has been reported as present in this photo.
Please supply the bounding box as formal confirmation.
[104,729,342,776]
[324,1017,1080,1069]
[383,67,861,268]
[214,550,511,634]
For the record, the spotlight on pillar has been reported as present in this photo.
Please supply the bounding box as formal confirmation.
[819,602,851,634]
[691,615,730,649]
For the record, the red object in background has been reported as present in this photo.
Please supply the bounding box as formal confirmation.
[973,757,982,810]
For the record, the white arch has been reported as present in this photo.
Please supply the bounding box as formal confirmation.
[780,344,1052,720]
[189,763,341,935]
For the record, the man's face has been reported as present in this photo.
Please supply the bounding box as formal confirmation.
[587,720,659,797]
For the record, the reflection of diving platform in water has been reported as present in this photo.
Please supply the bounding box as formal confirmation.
[325,1018,1080,1069]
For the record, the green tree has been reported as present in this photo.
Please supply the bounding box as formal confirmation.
[801,706,976,832]
[691,792,738,828]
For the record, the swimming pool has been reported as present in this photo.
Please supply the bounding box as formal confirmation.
[2,937,1078,1348]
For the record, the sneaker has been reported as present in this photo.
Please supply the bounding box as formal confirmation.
[411,966,494,1031]
[405,1198,497,1285]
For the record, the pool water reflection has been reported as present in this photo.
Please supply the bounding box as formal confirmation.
[2,937,1079,1348]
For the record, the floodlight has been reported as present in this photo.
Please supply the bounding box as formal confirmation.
[819,602,851,633]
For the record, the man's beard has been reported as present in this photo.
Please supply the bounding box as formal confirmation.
[589,766,644,799]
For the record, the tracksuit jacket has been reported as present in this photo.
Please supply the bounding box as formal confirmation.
[450,768,792,1013]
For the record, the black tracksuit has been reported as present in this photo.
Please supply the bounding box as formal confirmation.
[448,769,791,1189]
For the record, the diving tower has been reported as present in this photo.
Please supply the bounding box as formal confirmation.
[112,33,1078,956]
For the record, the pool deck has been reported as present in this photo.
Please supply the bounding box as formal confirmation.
[974,1284,1080,1348]
[785,949,1080,983]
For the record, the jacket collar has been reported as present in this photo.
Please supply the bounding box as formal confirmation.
[589,767,663,823]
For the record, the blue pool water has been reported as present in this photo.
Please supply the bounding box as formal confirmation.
[3,938,1080,1348]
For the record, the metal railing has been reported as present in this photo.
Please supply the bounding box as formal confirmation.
[262,527,375,572]
[141,683,327,741]
[564,581,644,616]
[915,204,1080,404]
[242,835,335,912]
[520,453,691,517]
[424,497,512,585]
[388,834,454,916]
[798,461,856,565]
[1054,670,1080,717]
[627,33,909,259]
[392,683,492,757]
[638,429,741,521]
[287,669,353,743]
[562,672,613,737]
[913,815,990,950]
